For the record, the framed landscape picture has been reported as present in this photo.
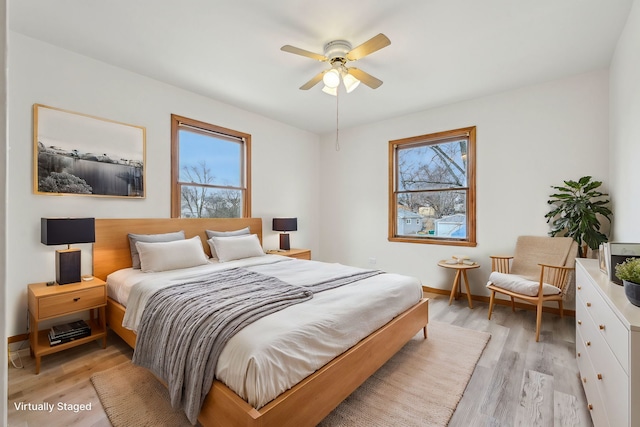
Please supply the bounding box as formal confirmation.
[33,104,146,198]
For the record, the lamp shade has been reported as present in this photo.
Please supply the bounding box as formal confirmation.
[41,218,95,246]
[343,73,361,93]
[322,69,340,88]
[272,218,297,232]
[322,85,338,96]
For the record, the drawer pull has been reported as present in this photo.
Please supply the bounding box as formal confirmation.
[599,324,605,330]
[597,373,603,380]
[588,404,593,411]
[73,297,81,302]
[577,320,582,325]
[583,377,587,383]
[577,352,581,357]
[586,302,592,307]
[578,286,582,290]
[586,341,591,346]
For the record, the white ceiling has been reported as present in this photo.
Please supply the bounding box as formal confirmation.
[9,0,633,135]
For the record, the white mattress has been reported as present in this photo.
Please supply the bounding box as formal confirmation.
[107,255,423,409]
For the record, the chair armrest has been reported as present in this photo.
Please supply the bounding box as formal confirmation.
[537,264,575,295]
[490,255,513,273]
[537,263,575,271]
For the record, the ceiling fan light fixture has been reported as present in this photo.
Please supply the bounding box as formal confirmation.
[322,69,340,88]
[343,73,361,93]
[282,34,390,94]
[322,85,337,96]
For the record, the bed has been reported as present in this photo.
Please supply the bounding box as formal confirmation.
[93,218,429,427]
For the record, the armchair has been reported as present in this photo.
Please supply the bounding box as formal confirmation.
[486,236,578,342]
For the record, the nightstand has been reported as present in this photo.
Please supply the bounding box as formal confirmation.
[267,248,311,260]
[27,278,107,374]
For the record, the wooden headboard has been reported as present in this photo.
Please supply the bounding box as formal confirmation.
[93,218,263,280]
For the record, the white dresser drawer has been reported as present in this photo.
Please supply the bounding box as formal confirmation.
[577,301,629,427]
[575,259,640,427]
[577,276,629,371]
[576,329,609,427]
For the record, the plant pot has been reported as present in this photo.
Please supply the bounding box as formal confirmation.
[623,280,640,307]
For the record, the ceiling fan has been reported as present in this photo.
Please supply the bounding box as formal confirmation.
[281,33,391,96]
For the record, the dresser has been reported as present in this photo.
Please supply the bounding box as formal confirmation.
[575,259,640,427]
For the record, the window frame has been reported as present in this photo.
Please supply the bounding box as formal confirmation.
[171,114,251,218]
[388,126,476,246]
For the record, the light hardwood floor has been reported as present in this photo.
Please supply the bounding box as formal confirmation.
[7,294,592,427]
[428,292,593,427]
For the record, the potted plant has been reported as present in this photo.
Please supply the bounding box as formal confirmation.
[615,258,640,307]
[545,176,612,258]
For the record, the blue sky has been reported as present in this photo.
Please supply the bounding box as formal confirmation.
[178,130,241,187]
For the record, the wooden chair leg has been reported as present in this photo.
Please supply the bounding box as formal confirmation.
[558,299,564,318]
[535,301,543,342]
[510,296,515,312]
[488,290,495,320]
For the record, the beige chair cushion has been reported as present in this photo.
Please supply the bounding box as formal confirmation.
[487,272,561,297]
[510,236,576,280]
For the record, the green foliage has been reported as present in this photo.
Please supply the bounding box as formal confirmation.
[545,176,612,257]
[615,258,640,284]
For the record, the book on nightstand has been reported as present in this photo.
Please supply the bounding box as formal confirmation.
[50,320,91,340]
[48,329,91,346]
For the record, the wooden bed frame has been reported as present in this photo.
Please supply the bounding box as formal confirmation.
[93,218,429,427]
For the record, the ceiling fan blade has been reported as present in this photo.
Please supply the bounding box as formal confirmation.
[299,71,326,90]
[346,33,391,61]
[281,45,328,62]
[347,68,383,89]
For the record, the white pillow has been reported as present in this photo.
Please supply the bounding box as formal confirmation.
[210,234,265,262]
[205,227,251,259]
[128,230,185,269]
[136,236,209,273]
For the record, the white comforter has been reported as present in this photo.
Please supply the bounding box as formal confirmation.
[107,255,422,409]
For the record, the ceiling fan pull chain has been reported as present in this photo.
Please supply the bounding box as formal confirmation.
[335,89,340,151]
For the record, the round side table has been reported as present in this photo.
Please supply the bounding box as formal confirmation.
[437,260,480,308]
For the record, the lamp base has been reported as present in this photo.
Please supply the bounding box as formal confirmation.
[279,233,291,251]
[56,248,81,285]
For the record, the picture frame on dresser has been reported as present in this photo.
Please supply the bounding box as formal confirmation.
[599,243,608,275]
[33,104,146,198]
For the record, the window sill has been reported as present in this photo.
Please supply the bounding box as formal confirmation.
[388,236,477,247]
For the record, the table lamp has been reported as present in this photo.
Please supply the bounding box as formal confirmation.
[41,218,95,285]
[272,217,297,251]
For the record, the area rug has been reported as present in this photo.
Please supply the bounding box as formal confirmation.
[91,322,490,427]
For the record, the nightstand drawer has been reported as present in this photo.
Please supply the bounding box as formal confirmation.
[39,287,106,319]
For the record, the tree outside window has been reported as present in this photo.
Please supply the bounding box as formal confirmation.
[389,127,476,246]
[171,115,251,218]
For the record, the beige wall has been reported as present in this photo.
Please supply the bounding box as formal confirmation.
[6,33,321,336]
[610,0,640,241]
[318,70,610,307]
[1,0,7,423]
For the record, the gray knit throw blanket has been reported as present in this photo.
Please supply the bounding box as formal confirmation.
[132,267,313,424]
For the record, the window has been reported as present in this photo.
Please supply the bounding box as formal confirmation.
[389,126,476,246]
[171,115,251,218]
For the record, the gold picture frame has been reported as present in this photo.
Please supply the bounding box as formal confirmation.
[33,104,146,198]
